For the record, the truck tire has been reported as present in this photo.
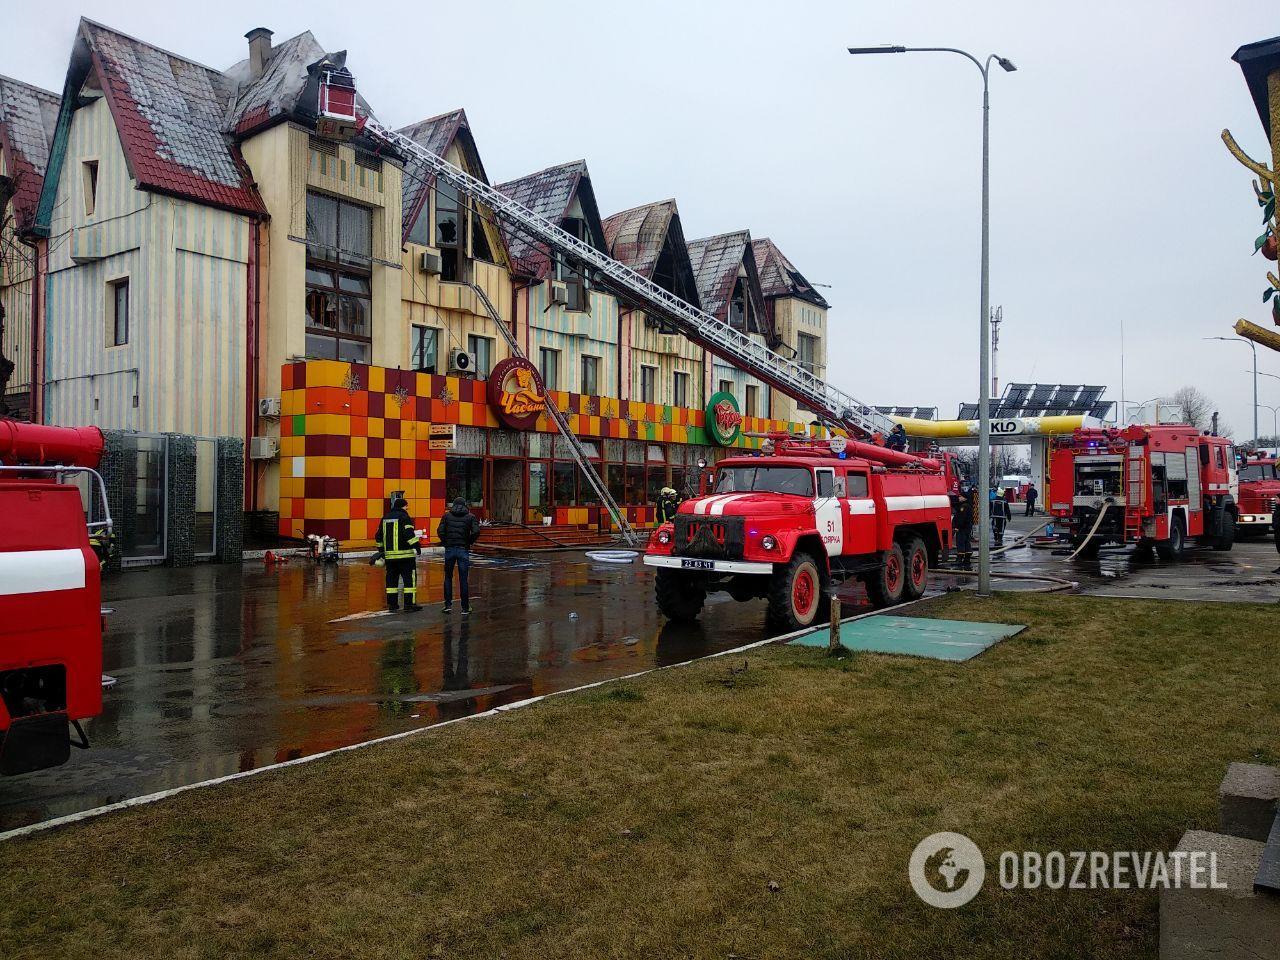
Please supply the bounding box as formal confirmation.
[1155,515,1186,562]
[901,535,929,601]
[1211,510,1236,551]
[863,542,906,608]
[655,569,705,622]
[767,551,825,632]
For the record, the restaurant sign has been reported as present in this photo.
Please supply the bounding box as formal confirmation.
[705,390,743,445]
[487,357,547,431]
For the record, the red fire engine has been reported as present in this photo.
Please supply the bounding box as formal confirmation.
[0,421,111,775]
[1235,453,1278,537]
[644,436,954,630]
[1048,425,1238,559]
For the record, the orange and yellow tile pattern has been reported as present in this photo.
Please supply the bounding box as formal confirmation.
[279,360,813,547]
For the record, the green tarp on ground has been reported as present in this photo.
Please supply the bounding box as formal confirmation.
[788,615,1024,661]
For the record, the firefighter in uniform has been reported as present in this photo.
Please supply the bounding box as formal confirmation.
[658,486,680,524]
[375,497,422,612]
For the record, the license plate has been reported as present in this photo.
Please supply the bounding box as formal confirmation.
[680,558,715,570]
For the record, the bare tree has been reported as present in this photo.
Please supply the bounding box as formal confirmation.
[1162,386,1216,430]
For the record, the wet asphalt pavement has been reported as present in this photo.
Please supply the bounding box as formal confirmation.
[1,551,801,831]
[2,516,1275,831]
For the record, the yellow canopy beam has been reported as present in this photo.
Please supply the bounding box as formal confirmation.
[893,414,1087,439]
[1234,318,1280,353]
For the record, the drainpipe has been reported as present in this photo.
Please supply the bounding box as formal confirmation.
[245,219,261,511]
[20,235,41,423]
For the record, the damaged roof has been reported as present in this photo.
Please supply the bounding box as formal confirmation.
[224,30,327,135]
[496,160,608,280]
[0,74,59,233]
[38,18,397,228]
[70,19,266,217]
[398,109,492,243]
[752,237,829,309]
[686,230,771,339]
[602,198,700,307]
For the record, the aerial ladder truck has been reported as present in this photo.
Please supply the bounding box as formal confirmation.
[321,74,908,549]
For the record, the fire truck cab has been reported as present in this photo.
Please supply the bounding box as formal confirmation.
[1235,453,1278,536]
[0,421,111,775]
[1049,425,1237,560]
[644,436,953,631]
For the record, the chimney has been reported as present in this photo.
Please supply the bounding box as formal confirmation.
[245,28,273,80]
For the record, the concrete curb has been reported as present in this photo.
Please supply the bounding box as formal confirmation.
[0,598,925,843]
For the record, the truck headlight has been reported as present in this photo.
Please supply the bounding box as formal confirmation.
[762,535,778,551]
[657,530,671,545]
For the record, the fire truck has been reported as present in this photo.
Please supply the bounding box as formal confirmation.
[1235,453,1278,537]
[0,420,111,775]
[1048,425,1237,560]
[643,436,954,630]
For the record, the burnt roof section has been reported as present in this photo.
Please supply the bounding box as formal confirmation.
[686,230,772,340]
[397,109,492,242]
[602,198,700,308]
[752,237,830,309]
[495,160,608,280]
[0,74,59,233]
[1233,36,1280,136]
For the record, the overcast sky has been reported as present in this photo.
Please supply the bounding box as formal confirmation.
[4,1,1278,437]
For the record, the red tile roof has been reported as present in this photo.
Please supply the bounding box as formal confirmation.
[0,74,59,233]
[81,20,266,216]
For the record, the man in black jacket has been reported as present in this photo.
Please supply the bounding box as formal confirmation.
[375,497,422,612]
[437,498,481,614]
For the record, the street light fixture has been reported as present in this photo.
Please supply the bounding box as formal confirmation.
[1204,336,1258,446]
[847,44,1017,595]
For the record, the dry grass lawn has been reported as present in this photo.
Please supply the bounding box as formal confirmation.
[2,593,1277,959]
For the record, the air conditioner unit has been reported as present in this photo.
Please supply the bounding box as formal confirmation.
[447,349,476,375]
[257,397,281,418]
[421,251,442,275]
[249,436,279,460]
[549,280,569,305]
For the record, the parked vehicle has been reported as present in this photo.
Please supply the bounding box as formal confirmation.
[1048,425,1237,560]
[644,435,953,631]
[1235,453,1278,537]
[0,421,111,775]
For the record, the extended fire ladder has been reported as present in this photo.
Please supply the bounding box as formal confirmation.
[467,282,637,544]
[363,118,895,440]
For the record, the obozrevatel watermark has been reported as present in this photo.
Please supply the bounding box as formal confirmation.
[909,832,1227,909]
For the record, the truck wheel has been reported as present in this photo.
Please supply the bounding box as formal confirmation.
[655,569,705,622]
[767,551,825,632]
[901,536,929,601]
[863,542,906,608]
[1155,516,1186,562]
[1212,511,1236,551]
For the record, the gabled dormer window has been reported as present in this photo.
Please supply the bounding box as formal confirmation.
[555,216,588,311]
[730,276,748,330]
[435,180,466,282]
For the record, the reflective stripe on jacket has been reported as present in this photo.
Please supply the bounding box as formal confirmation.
[376,510,420,560]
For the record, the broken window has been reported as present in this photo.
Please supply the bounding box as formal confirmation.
[435,180,466,282]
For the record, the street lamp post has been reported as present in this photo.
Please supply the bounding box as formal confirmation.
[1258,402,1279,442]
[1205,336,1257,447]
[847,45,1016,595]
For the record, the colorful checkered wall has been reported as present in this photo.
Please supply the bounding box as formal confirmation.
[279,360,815,547]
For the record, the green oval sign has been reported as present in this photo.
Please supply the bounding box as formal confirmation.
[705,390,743,446]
